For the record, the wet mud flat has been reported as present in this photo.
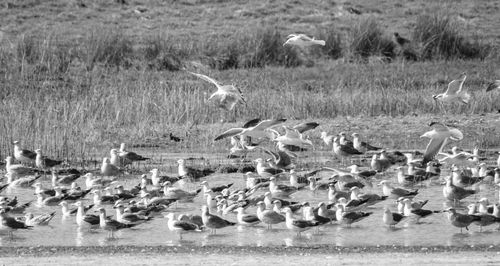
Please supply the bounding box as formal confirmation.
[1,245,500,265]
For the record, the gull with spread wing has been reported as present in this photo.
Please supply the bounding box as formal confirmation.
[283,34,326,47]
[189,72,246,110]
[432,72,471,105]
[421,122,463,165]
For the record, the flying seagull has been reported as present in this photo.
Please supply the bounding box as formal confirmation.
[189,72,246,110]
[421,122,463,164]
[432,72,471,104]
[283,34,326,47]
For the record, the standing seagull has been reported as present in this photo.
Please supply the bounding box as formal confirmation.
[13,141,36,164]
[35,149,63,169]
[432,72,471,105]
[101,158,122,177]
[421,122,463,165]
[383,207,405,227]
[352,133,381,153]
[201,205,235,235]
[0,209,33,239]
[283,34,326,47]
[118,143,149,166]
[189,72,246,111]
[165,212,201,240]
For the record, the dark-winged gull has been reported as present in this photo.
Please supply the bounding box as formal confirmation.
[236,207,260,226]
[379,180,418,199]
[35,149,62,169]
[445,207,481,233]
[256,201,285,229]
[165,212,201,240]
[99,208,138,238]
[0,209,32,239]
[13,140,36,164]
[201,205,236,234]
[352,133,381,153]
[118,143,150,165]
[383,207,405,227]
[214,118,286,141]
[283,207,319,236]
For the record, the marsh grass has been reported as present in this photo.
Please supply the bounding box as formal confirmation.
[412,13,492,60]
[348,18,396,62]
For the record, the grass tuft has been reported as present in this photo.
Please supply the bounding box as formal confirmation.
[412,13,491,60]
[348,18,396,62]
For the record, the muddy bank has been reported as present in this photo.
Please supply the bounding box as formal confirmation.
[1,246,500,265]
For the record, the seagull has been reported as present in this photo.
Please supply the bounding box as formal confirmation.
[114,204,151,225]
[0,209,32,239]
[292,122,319,133]
[162,181,202,202]
[401,198,438,223]
[333,137,362,164]
[24,211,56,226]
[236,207,260,226]
[443,176,476,203]
[258,147,295,170]
[352,133,381,153]
[283,207,319,236]
[118,143,150,165]
[370,154,392,172]
[272,126,314,149]
[98,208,138,238]
[283,34,325,47]
[74,201,101,230]
[383,207,405,227]
[254,158,283,178]
[350,186,387,207]
[335,204,372,227]
[214,118,286,141]
[177,159,214,180]
[101,157,122,177]
[432,72,471,104]
[256,201,285,229]
[201,205,235,234]
[51,171,80,186]
[379,180,418,199]
[320,132,335,148]
[189,72,246,110]
[35,149,63,169]
[12,140,36,164]
[444,207,481,233]
[486,80,500,92]
[466,203,499,232]
[5,156,39,178]
[421,122,463,164]
[269,176,297,197]
[165,212,201,239]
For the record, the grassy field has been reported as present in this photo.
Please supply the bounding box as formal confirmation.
[0,0,499,160]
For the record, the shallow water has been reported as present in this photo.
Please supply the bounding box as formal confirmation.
[1,152,500,248]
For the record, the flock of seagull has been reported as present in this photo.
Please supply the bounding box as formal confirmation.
[0,35,500,245]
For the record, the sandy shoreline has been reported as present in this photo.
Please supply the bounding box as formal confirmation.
[1,245,500,265]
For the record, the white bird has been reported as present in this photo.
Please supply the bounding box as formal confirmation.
[272,126,314,149]
[24,211,56,226]
[320,131,334,148]
[13,140,36,164]
[118,143,149,165]
[283,34,325,47]
[421,122,463,164]
[101,157,122,177]
[432,72,471,104]
[165,212,201,239]
[382,207,405,227]
[214,118,286,141]
[189,72,246,110]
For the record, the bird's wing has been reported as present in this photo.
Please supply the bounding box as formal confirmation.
[286,34,298,40]
[448,128,463,141]
[243,118,262,128]
[292,122,320,133]
[189,72,221,88]
[321,167,350,176]
[486,80,500,92]
[252,119,287,131]
[423,137,448,163]
[297,34,313,41]
[283,126,301,139]
[214,128,244,141]
[444,73,466,95]
[276,150,294,168]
